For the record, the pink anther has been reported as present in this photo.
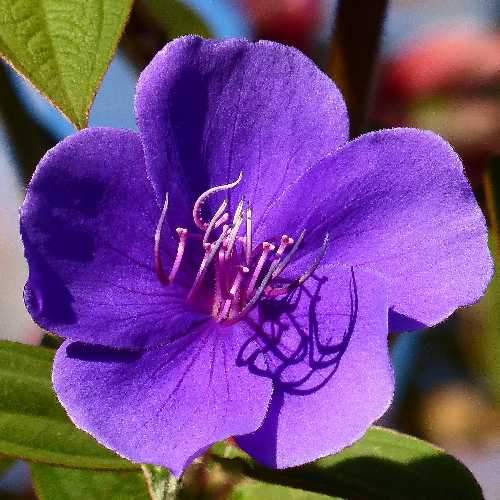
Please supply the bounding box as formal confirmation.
[276,235,294,258]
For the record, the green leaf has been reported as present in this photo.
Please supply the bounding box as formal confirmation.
[480,158,500,404]
[0,340,136,470]
[231,480,340,500]
[142,0,211,39]
[141,464,178,500]
[31,464,149,500]
[211,427,484,500]
[0,0,133,129]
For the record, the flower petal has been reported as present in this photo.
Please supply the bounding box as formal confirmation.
[21,128,205,349]
[255,128,493,331]
[236,265,393,468]
[135,35,348,228]
[53,323,272,476]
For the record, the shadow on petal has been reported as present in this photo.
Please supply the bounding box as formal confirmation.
[65,342,143,363]
[22,231,77,326]
[237,268,358,396]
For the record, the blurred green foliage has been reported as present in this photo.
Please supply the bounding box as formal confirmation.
[31,464,149,500]
[0,341,135,470]
[143,0,210,39]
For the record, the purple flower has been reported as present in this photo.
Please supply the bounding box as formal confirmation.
[21,36,492,476]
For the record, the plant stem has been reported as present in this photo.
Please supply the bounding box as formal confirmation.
[142,464,179,500]
[327,0,389,138]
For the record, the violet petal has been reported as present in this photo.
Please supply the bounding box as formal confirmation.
[236,264,393,468]
[21,128,205,349]
[255,128,493,331]
[53,321,272,477]
[135,35,349,228]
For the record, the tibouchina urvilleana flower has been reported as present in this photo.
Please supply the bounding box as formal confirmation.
[21,36,493,476]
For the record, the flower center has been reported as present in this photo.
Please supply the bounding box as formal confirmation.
[154,174,329,323]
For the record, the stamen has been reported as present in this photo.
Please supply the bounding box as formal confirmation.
[176,175,327,322]
[221,225,230,254]
[154,193,169,284]
[218,244,226,269]
[276,235,294,257]
[187,226,229,302]
[233,258,281,321]
[217,244,228,299]
[224,199,245,260]
[213,264,223,317]
[214,212,229,229]
[168,228,188,283]
[265,232,330,297]
[246,242,275,298]
[217,266,249,321]
[203,199,228,245]
[192,172,243,230]
[233,199,245,222]
[272,230,306,279]
[296,233,330,286]
[229,266,250,296]
[245,207,252,266]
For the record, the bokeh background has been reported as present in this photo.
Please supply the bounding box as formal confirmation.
[1,0,500,498]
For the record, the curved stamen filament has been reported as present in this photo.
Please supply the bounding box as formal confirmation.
[192,172,243,230]
[168,228,188,283]
[154,193,169,284]
[203,199,228,245]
